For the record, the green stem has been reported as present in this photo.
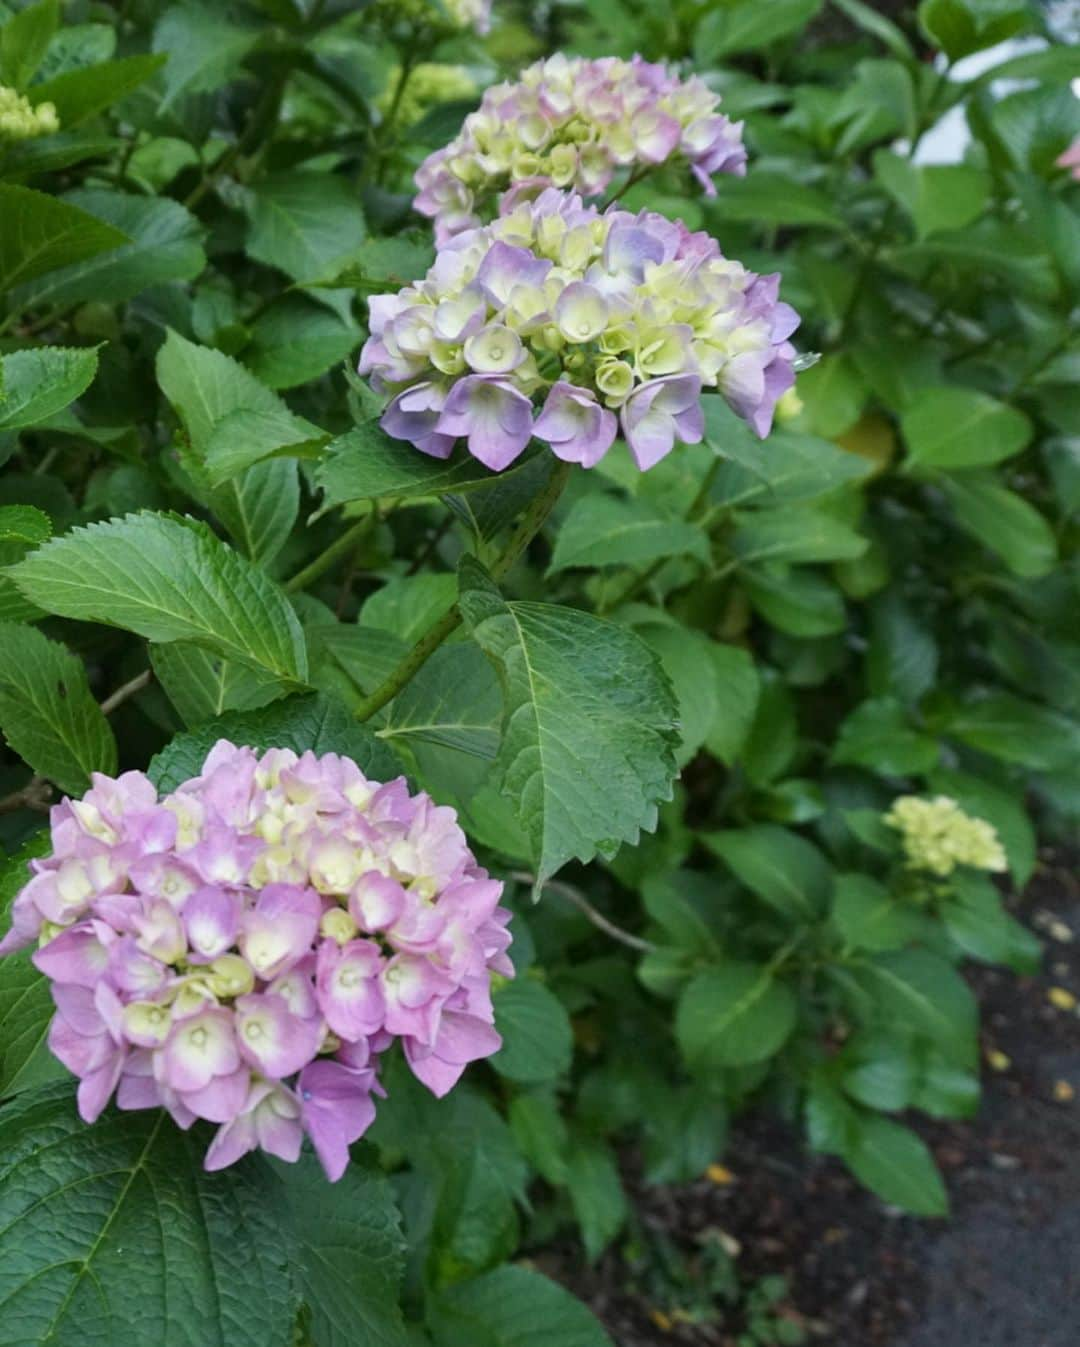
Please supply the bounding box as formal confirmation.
[284,516,372,594]
[374,47,418,185]
[353,460,572,722]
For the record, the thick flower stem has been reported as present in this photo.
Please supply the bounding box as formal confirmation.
[354,460,572,722]
[284,516,373,594]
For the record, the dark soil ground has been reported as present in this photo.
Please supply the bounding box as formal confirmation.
[547,851,1080,1346]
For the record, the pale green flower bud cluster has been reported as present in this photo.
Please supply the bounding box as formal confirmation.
[884,795,1008,878]
[370,0,491,35]
[0,84,59,141]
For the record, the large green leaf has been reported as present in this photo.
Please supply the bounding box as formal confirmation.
[695,0,822,59]
[28,52,166,127]
[677,962,798,1070]
[315,423,516,507]
[941,695,1080,771]
[10,191,204,309]
[0,621,116,794]
[856,949,978,1064]
[941,473,1057,577]
[458,557,678,887]
[830,873,926,953]
[704,643,760,766]
[566,1138,628,1262]
[704,824,830,921]
[845,1112,948,1216]
[0,185,126,294]
[0,0,57,88]
[381,642,501,759]
[548,493,709,573]
[873,153,990,239]
[152,2,259,107]
[245,172,367,284]
[0,346,98,431]
[150,642,285,728]
[0,835,60,1098]
[831,697,940,775]
[901,386,1032,470]
[490,979,573,1085]
[731,506,867,565]
[8,513,308,684]
[429,1266,612,1347]
[147,691,401,792]
[0,1085,296,1347]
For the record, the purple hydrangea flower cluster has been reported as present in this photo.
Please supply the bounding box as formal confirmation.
[0,744,512,1180]
[359,189,799,472]
[414,53,745,243]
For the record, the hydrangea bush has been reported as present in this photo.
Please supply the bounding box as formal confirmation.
[0,0,1075,1342]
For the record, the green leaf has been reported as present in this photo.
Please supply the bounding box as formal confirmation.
[28,52,166,127]
[796,355,866,439]
[942,695,1080,771]
[705,173,840,228]
[695,0,822,59]
[360,573,457,646]
[941,473,1057,577]
[741,566,847,637]
[0,184,126,294]
[0,621,116,793]
[148,691,400,792]
[677,962,798,1070]
[245,172,366,284]
[845,1112,948,1215]
[731,506,867,565]
[832,697,940,775]
[381,642,501,759]
[244,297,359,391]
[704,643,760,766]
[0,1085,299,1346]
[857,949,977,1064]
[457,556,678,888]
[740,669,796,785]
[830,873,925,952]
[429,1266,613,1347]
[0,345,98,431]
[0,834,60,1097]
[901,386,1032,470]
[842,1034,915,1111]
[0,504,50,545]
[566,1138,628,1261]
[642,1087,728,1185]
[0,0,57,88]
[873,153,990,239]
[918,0,1034,60]
[942,870,1041,974]
[508,1091,569,1185]
[8,512,308,684]
[270,1152,409,1347]
[490,979,573,1085]
[548,493,709,573]
[635,623,720,767]
[152,1,259,107]
[10,190,204,310]
[829,0,914,58]
[150,642,285,728]
[315,423,516,507]
[336,233,434,290]
[704,824,830,921]
[866,590,938,705]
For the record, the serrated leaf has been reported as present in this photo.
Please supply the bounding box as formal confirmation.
[316,422,518,507]
[152,2,259,107]
[548,493,709,573]
[566,1138,628,1261]
[150,642,285,728]
[429,1266,613,1347]
[8,512,308,684]
[490,979,573,1084]
[28,52,166,127]
[0,834,60,1097]
[147,691,401,792]
[676,962,798,1070]
[0,621,116,793]
[0,1084,296,1347]
[245,172,366,284]
[704,824,830,921]
[0,345,98,431]
[381,642,501,759]
[0,504,49,549]
[9,190,204,310]
[458,556,678,887]
[244,297,359,390]
[0,184,127,293]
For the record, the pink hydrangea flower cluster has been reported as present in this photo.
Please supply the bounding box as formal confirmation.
[414,53,745,243]
[360,188,799,472]
[0,744,512,1180]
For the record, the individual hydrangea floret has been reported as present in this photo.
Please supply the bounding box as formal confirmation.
[883,795,1008,878]
[0,84,59,141]
[414,53,745,243]
[0,745,512,1180]
[360,188,799,471]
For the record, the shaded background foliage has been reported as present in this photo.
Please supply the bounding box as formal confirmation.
[0,0,1077,1342]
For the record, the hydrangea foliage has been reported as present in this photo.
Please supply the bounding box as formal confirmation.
[360,188,799,472]
[0,744,512,1179]
[414,53,745,241]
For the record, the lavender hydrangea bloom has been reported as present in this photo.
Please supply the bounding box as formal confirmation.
[0,747,513,1180]
[359,188,799,473]
[414,54,746,243]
